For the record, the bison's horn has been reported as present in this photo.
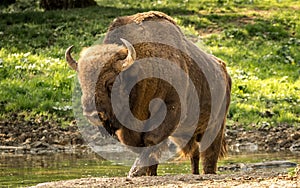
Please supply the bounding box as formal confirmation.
[120,38,136,70]
[65,45,78,71]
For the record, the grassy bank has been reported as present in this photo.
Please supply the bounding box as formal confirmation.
[0,0,299,128]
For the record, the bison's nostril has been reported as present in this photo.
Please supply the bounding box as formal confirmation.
[83,110,98,117]
[91,111,99,119]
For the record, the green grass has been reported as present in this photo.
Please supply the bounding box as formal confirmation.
[0,0,299,128]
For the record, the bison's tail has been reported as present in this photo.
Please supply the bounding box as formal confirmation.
[171,120,228,160]
[219,130,227,159]
[169,136,198,160]
[180,138,199,158]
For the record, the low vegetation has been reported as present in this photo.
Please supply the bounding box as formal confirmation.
[0,0,299,128]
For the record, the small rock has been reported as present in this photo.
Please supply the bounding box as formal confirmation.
[31,141,50,149]
[230,142,258,152]
[290,133,300,140]
[289,141,300,152]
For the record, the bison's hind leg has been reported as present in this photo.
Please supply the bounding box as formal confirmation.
[200,125,227,174]
[180,137,200,174]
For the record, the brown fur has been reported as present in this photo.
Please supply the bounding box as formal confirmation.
[67,11,231,176]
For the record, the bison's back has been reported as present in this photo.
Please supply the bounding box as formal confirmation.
[103,11,185,49]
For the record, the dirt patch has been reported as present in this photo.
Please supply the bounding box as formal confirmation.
[31,172,299,188]
[0,114,87,154]
[226,124,300,153]
[0,114,299,154]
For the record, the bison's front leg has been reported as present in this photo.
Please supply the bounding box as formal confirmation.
[128,100,180,177]
[128,145,161,177]
[146,164,158,176]
[128,158,147,177]
[128,160,158,177]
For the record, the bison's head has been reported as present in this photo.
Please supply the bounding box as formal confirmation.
[65,39,136,126]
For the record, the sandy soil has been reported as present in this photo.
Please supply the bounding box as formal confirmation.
[31,171,299,188]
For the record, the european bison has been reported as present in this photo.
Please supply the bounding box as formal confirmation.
[66,11,231,177]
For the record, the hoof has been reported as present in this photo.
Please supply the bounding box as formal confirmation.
[128,166,147,177]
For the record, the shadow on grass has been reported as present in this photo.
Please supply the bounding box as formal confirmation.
[1,3,295,54]
[0,5,199,53]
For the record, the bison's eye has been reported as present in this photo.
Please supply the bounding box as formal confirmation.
[108,84,113,94]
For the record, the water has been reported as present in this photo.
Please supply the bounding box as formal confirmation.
[0,151,299,187]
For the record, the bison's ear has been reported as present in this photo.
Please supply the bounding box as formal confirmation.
[65,45,78,71]
[120,38,136,71]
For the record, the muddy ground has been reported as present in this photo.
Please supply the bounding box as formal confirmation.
[1,114,300,187]
[0,114,299,154]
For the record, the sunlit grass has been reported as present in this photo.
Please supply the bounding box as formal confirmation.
[0,0,299,127]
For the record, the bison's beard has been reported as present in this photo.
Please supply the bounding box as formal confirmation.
[98,113,120,138]
[102,118,116,136]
